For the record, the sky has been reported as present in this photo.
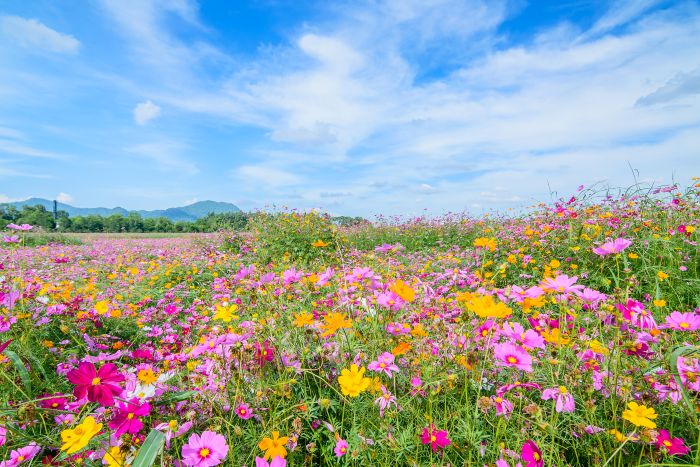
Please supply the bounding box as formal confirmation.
[0,0,699,216]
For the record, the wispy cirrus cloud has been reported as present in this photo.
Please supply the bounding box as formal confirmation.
[0,15,80,54]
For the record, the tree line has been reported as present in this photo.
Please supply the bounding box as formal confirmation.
[1,204,367,233]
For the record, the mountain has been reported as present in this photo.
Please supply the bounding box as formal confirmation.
[2,198,241,222]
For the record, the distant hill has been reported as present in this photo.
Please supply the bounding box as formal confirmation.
[3,198,241,222]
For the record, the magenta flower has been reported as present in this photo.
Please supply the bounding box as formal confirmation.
[108,398,151,437]
[0,442,40,467]
[592,238,632,256]
[655,429,689,456]
[367,352,399,377]
[39,393,68,410]
[66,362,124,406]
[255,341,275,367]
[182,431,228,467]
[521,440,543,467]
[255,457,286,467]
[491,396,513,417]
[541,386,575,413]
[235,403,253,420]
[678,356,700,391]
[664,311,700,331]
[420,425,450,452]
[493,343,533,372]
[334,438,349,457]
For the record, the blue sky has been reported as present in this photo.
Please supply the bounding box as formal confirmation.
[0,0,699,216]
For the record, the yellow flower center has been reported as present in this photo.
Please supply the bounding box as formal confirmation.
[127,413,134,420]
[680,322,689,328]
[91,377,101,386]
[663,440,672,447]
[17,456,25,462]
[507,356,518,364]
[430,435,436,442]
[199,448,210,458]
[559,386,567,394]
[168,420,178,430]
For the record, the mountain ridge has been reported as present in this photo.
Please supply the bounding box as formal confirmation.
[2,198,241,222]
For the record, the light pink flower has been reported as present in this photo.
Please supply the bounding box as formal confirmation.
[541,386,575,412]
[592,238,632,256]
[493,343,533,372]
[367,352,399,377]
[182,431,228,467]
[664,311,700,331]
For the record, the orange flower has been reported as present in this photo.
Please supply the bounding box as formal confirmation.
[321,312,352,337]
[391,280,416,302]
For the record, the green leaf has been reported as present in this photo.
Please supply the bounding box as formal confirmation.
[132,429,165,467]
[5,350,31,393]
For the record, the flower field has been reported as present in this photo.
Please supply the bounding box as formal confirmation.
[1,183,699,467]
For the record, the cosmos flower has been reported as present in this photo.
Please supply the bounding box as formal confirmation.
[255,457,286,467]
[493,343,533,372]
[258,432,288,461]
[541,386,575,413]
[235,403,253,420]
[367,352,400,378]
[182,431,228,467]
[0,442,40,467]
[655,429,689,456]
[664,311,700,331]
[374,385,397,417]
[521,440,543,467]
[622,402,657,429]
[338,364,371,397]
[60,416,102,454]
[592,238,632,256]
[334,438,349,457]
[420,425,451,452]
[66,362,124,406]
[108,398,151,437]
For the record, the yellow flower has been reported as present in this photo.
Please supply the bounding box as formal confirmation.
[292,312,314,327]
[541,328,570,346]
[258,431,289,460]
[321,312,352,337]
[459,293,512,319]
[61,416,103,454]
[473,237,497,251]
[94,300,109,315]
[653,299,666,307]
[311,240,329,247]
[338,364,371,397]
[622,401,657,429]
[213,304,238,322]
[410,323,427,338]
[657,271,669,282]
[137,368,158,385]
[588,340,610,355]
[391,279,416,302]
[103,446,127,467]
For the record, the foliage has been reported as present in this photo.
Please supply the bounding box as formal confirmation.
[248,210,345,265]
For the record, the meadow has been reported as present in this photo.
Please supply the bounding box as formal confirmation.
[1,181,699,467]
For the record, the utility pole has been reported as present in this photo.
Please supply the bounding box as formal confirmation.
[53,200,58,220]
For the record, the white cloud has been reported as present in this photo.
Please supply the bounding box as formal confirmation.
[56,192,73,203]
[133,100,161,125]
[126,141,198,174]
[0,16,80,54]
[234,165,301,187]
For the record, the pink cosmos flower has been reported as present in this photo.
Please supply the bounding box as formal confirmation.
[254,341,275,367]
[255,457,286,467]
[6,223,33,231]
[655,429,689,456]
[521,440,543,467]
[501,322,545,350]
[182,431,228,467]
[491,396,513,417]
[0,425,6,447]
[540,275,583,295]
[420,425,451,452]
[66,362,124,406]
[592,238,632,256]
[664,311,700,331]
[493,343,533,372]
[334,438,349,457]
[677,356,700,391]
[155,420,193,448]
[541,386,575,412]
[374,386,397,417]
[235,403,253,420]
[0,442,40,467]
[39,393,68,410]
[108,398,151,437]
[367,352,399,377]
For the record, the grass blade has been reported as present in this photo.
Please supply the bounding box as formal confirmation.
[132,429,165,467]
